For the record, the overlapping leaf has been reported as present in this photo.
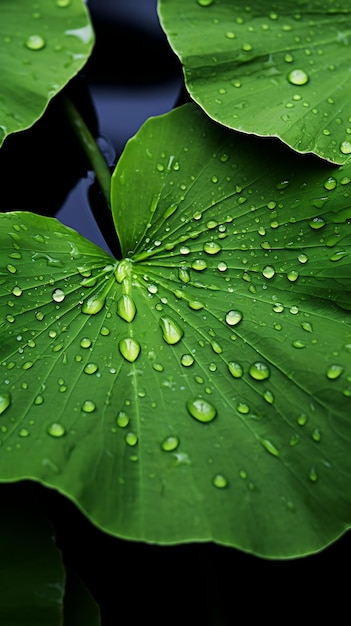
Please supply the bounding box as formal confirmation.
[0,0,94,147]
[0,104,351,557]
[158,0,351,164]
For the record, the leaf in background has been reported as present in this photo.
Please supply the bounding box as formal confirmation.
[158,0,351,164]
[0,103,351,557]
[0,0,94,147]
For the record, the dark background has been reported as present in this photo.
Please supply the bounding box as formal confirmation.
[1,0,349,622]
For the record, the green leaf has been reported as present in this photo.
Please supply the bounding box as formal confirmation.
[1,103,351,557]
[158,0,351,164]
[0,485,65,626]
[0,0,94,147]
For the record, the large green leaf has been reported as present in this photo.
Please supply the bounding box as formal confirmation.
[0,0,94,147]
[1,103,351,558]
[158,0,351,164]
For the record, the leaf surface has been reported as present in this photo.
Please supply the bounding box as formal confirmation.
[158,0,351,164]
[1,104,351,557]
[0,0,94,147]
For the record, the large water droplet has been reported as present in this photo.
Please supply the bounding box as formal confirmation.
[119,338,141,362]
[52,288,65,303]
[186,397,217,423]
[249,362,270,381]
[225,310,243,326]
[82,291,106,315]
[228,361,243,378]
[287,69,309,85]
[181,354,195,367]
[80,337,92,349]
[340,141,351,155]
[116,411,129,427]
[117,294,136,322]
[160,316,184,345]
[203,241,222,255]
[81,400,96,413]
[83,363,98,375]
[125,432,138,446]
[0,392,11,415]
[191,259,207,271]
[260,438,280,457]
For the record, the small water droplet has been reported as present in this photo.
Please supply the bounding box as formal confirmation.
[56,0,71,7]
[326,364,344,379]
[100,326,110,336]
[0,392,11,415]
[19,428,30,438]
[125,432,138,446]
[260,438,280,457]
[80,337,92,349]
[47,423,65,437]
[116,411,129,428]
[34,395,44,405]
[6,264,17,274]
[178,268,190,283]
[309,467,318,482]
[186,397,217,423]
[197,0,214,7]
[263,390,275,404]
[81,400,96,413]
[309,217,325,230]
[160,316,184,345]
[262,265,275,279]
[292,340,305,349]
[119,338,141,362]
[297,413,308,426]
[249,362,270,381]
[25,34,46,50]
[188,300,205,311]
[52,288,65,303]
[191,259,207,271]
[217,261,228,272]
[298,253,308,263]
[213,474,228,488]
[324,177,337,190]
[287,68,309,85]
[12,286,22,296]
[287,270,299,282]
[225,310,243,326]
[181,354,195,367]
[312,428,321,442]
[236,402,250,414]
[340,141,351,155]
[228,361,243,378]
[84,363,98,375]
[161,436,179,451]
[203,241,222,255]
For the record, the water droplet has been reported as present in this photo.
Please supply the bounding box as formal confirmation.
[116,411,129,428]
[292,340,305,349]
[125,432,138,446]
[324,177,337,190]
[203,241,222,255]
[228,361,243,378]
[309,467,318,482]
[25,34,46,50]
[263,390,275,404]
[81,400,96,413]
[22,361,34,370]
[309,217,325,230]
[35,311,45,321]
[6,264,17,274]
[213,474,228,488]
[326,364,344,379]
[0,392,11,415]
[287,69,309,85]
[52,288,65,303]
[236,402,250,414]
[181,354,195,367]
[100,326,110,336]
[249,362,270,381]
[178,268,190,283]
[186,397,217,423]
[80,337,92,349]
[197,0,214,7]
[34,395,44,405]
[84,363,98,375]
[191,259,207,271]
[119,338,141,362]
[160,316,184,345]
[188,300,205,311]
[340,141,351,154]
[161,436,179,451]
[82,291,107,315]
[287,270,299,282]
[298,253,308,264]
[56,0,71,7]
[12,286,22,297]
[117,294,136,322]
[18,428,30,438]
[260,438,280,457]
[47,423,65,438]
[297,413,308,426]
[225,310,243,326]
[262,265,275,279]
[217,261,228,272]
[312,428,321,442]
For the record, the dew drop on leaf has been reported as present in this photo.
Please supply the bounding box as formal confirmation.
[161,436,180,451]
[116,411,129,428]
[117,294,137,322]
[81,400,96,413]
[213,474,228,488]
[52,288,65,303]
[228,361,243,378]
[191,259,207,271]
[80,337,92,349]
[225,310,243,326]
[125,432,138,446]
[186,397,217,423]
[249,362,270,381]
[83,363,98,375]
[326,364,344,380]
[47,423,66,438]
[0,392,11,415]
[119,337,141,362]
[287,69,309,85]
[25,34,46,50]
[260,438,280,457]
[159,316,184,345]
[181,354,195,367]
[340,141,351,155]
[203,241,222,255]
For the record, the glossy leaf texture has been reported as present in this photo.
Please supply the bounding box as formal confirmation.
[1,103,351,557]
[158,0,351,164]
[0,0,94,147]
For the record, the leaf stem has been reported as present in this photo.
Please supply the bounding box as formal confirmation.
[62,94,111,210]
